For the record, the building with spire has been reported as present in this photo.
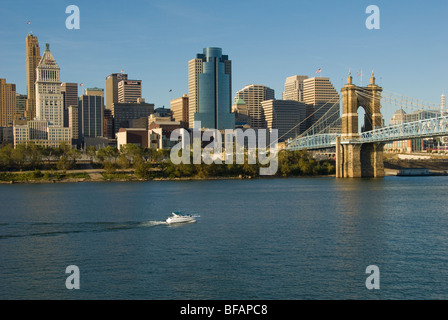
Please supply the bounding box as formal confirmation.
[14,43,71,147]
[25,33,41,120]
[35,43,64,126]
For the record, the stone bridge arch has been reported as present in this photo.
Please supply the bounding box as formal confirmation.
[336,72,384,178]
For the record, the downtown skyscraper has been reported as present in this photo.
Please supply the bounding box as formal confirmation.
[35,43,64,127]
[234,84,275,129]
[14,43,71,147]
[25,33,41,120]
[189,47,234,130]
[0,78,17,127]
[282,75,309,102]
[303,77,340,125]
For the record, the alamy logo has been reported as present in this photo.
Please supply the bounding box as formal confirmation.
[65,265,80,289]
[365,5,380,30]
[365,265,380,290]
[65,5,80,30]
[170,121,279,176]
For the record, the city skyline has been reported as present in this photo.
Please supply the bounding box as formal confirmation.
[1,0,447,125]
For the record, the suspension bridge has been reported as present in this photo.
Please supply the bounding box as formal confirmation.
[285,72,447,178]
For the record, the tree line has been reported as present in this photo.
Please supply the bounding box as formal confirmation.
[0,143,335,180]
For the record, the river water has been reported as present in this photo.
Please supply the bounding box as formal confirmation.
[1,176,447,299]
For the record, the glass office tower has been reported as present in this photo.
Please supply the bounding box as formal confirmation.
[194,47,235,130]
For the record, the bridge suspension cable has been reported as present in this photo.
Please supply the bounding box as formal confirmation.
[272,92,341,145]
[355,87,440,113]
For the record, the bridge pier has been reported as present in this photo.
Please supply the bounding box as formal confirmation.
[336,141,385,178]
[337,71,384,178]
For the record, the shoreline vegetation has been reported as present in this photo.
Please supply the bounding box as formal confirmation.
[0,143,335,184]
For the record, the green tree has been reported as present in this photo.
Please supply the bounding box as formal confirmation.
[97,146,119,163]
[120,144,143,164]
[25,143,43,169]
[134,158,152,179]
[103,160,117,174]
[57,155,71,171]
[0,144,14,169]
[11,144,27,170]
[86,145,97,163]
[66,148,81,168]
[116,154,131,169]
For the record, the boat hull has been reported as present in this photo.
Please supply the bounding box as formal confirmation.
[166,217,196,224]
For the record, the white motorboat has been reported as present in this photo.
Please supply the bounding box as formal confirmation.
[166,212,196,224]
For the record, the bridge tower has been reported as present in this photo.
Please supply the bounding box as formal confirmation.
[336,71,384,178]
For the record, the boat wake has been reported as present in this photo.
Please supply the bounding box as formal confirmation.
[0,220,170,240]
[138,220,168,227]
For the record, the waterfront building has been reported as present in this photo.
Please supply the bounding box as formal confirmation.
[282,75,308,102]
[13,119,71,147]
[0,127,13,145]
[68,105,79,142]
[13,43,71,147]
[103,109,114,139]
[118,79,142,103]
[111,100,154,134]
[303,77,340,125]
[35,43,64,127]
[25,33,41,120]
[234,84,274,129]
[154,106,173,119]
[84,87,104,97]
[261,99,312,141]
[16,93,27,118]
[0,78,17,127]
[61,82,78,127]
[78,94,104,138]
[385,108,440,153]
[189,47,234,130]
[106,73,128,109]
[170,94,189,127]
[188,57,203,127]
[232,98,250,128]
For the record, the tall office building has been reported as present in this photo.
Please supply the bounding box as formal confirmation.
[282,75,309,101]
[68,105,79,141]
[0,78,17,127]
[106,73,128,109]
[118,79,142,103]
[16,93,27,118]
[234,84,275,129]
[191,47,234,130]
[112,101,154,134]
[35,43,64,127]
[61,82,78,127]
[261,99,312,141]
[232,98,250,128]
[188,58,203,127]
[84,87,104,97]
[303,77,340,125]
[14,119,71,147]
[170,94,189,126]
[78,94,104,138]
[14,43,71,147]
[25,33,41,120]
[103,109,114,139]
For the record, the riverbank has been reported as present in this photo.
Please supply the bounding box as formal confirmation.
[384,159,448,176]
[0,168,337,184]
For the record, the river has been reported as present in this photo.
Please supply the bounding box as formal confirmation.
[1,176,447,299]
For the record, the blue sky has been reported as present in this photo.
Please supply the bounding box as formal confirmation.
[1,0,447,123]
